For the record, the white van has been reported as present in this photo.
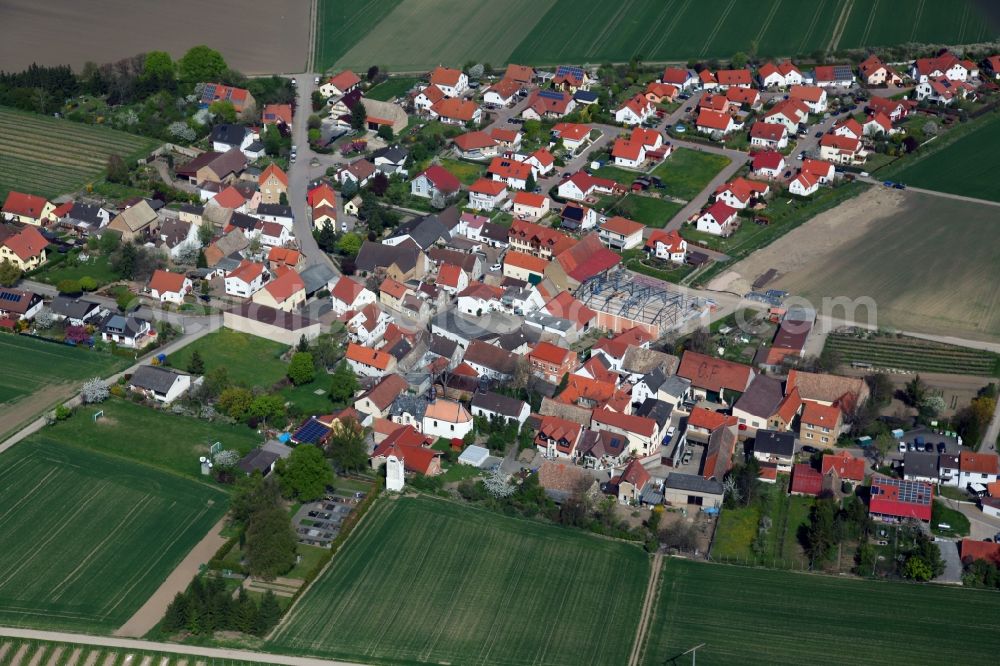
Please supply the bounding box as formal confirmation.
[898,441,907,453]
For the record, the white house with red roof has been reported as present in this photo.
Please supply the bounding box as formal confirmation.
[2,191,56,226]
[452,131,498,160]
[813,65,855,87]
[148,269,192,304]
[714,178,769,209]
[801,158,835,184]
[716,68,753,90]
[749,121,788,149]
[915,76,975,105]
[758,61,804,88]
[863,113,896,136]
[696,201,739,236]
[696,108,738,136]
[429,66,468,97]
[487,156,534,190]
[525,148,555,176]
[319,70,361,98]
[789,85,827,113]
[413,85,447,113]
[411,165,461,199]
[646,229,687,263]
[483,77,521,107]
[644,81,678,104]
[224,260,267,298]
[911,53,976,83]
[789,171,820,197]
[832,117,863,140]
[662,66,696,89]
[751,150,785,179]
[612,137,646,168]
[820,134,866,165]
[615,94,655,125]
[429,98,482,125]
[858,55,902,86]
[512,191,550,220]
[347,303,391,345]
[0,225,49,271]
[467,178,508,211]
[330,276,376,316]
[522,90,575,120]
[551,123,592,152]
[557,172,621,201]
[762,98,809,132]
[436,263,469,295]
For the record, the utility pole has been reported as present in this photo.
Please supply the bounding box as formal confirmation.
[681,643,705,666]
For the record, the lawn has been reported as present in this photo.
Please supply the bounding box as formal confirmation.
[0,106,160,200]
[269,496,649,665]
[32,397,263,480]
[621,249,693,284]
[889,112,1000,202]
[592,163,642,185]
[0,334,129,407]
[0,438,228,633]
[931,500,972,538]
[365,76,422,102]
[31,251,119,288]
[711,480,813,569]
[651,148,731,201]
[168,328,289,389]
[439,158,487,186]
[602,192,684,228]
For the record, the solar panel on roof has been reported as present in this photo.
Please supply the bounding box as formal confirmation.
[293,418,328,444]
[538,90,565,101]
[556,65,584,78]
[0,292,21,302]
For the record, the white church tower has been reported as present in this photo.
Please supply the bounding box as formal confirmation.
[386,454,405,492]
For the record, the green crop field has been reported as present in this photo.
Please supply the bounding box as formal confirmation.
[168,328,289,389]
[640,558,1000,665]
[0,335,129,407]
[0,106,160,200]
[32,398,263,479]
[269,496,649,665]
[0,637,263,666]
[0,439,228,633]
[824,333,1000,376]
[317,0,997,72]
[890,113,1000,203]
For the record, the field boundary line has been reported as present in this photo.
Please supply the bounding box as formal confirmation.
[910,0,926,42]
[797,0,826,55]
[753,0,783,49]
[858,0,879,48]
[827,0,854,53]
[628,551,663,666]
[699,0,736,58]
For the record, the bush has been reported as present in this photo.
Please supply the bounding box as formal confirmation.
[54,404,72,421]
[57,279,82,295]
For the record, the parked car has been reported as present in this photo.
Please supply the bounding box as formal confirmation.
[923,442,933,452]
[898,441,907,453]
[937,442,947,453]
[893,182,906,190]
[802,445,819,454]
[814,131,823,137]
[507,117,524,125]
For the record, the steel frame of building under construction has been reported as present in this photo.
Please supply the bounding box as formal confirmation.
[575,268,704,329]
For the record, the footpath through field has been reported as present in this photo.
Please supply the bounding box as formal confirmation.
[0,628,365,666]
[628,551,664,666]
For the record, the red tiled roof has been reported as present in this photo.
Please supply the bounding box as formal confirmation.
[262,103,292,126]
[726,87,759,105]
[488,157,533,182]
[504,64,534,84]
[149,269,187,294]
[347,342,393,370]
[420,165,461,193]
[600,215,644,236]
[328,70,361,91]
[677,351,753,393]
[490,127,520,143]
[437,263,464,289]
[469,177,506,196]
[3,191,50,219]
[2,226,49,261]
[267,246,300,267]
[487,77,521,100]
[504,250,548,274]
[645,229,685,253]
[961,452,1000,475]
[701,201,737,224]
[696,108,732,131]
[535,415,583,456]
[263,269,304,302]
[715,177,768,204]
[717,69,752,86]
[259,163,288,187]
[687,407,731,431]
[454,131,497,151]
[801,400,841,428]
[543,291,596,328]
[227,259,265,284]
[213,186,245,209]
[430,66,463,88]
[619,458,651,490]
[870,476,933,521]
[645,81,678,99]
[751,150,784,171]
[662,67,692,85]
[554,233,620,282]
[791,463,823,496]
[801,158,834,179]
[431,97,479,122]
[512,191,547,209]
[530,341,573,366]
[593,407,656,438]
[379,277,409,301]
[821,133,860,152]
[822,450,866,482]
[612,138,644,162]
[307,183,337,208]
[960,539,1000,566]
[749,121,786,142]
[331,276,367,305]
[552,122,591,142]
[790,85,824,103]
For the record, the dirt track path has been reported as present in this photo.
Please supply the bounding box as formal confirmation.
[114,517,228,638]
[628,551,664,666]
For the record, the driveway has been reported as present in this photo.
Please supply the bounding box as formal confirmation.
[934,538,963,584]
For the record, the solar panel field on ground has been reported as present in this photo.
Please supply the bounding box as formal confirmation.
[0,438,228,633]
[0,106,160,200]
[317,0,996,72]
[640,558,1000,665]
[269,496,649,665]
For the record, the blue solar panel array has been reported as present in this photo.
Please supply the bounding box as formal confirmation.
[538,90,566,101]
[874,476,931,505]
[556,65,585,80]
[292,417,328,444]
[0,291,21,302]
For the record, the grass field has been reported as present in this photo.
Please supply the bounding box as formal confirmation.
[0,438,227,633]
[823,333,1000,375]
[31,398,263,479]
[0,106,160,200]
[651,148,731,201]
[31,252,119,288]
[712,480,812,569]
[438,158,487,186]
[603,193,684,228]
[889,112,1000,202]
[365,76,422,101]
[0,335,129,407]
[773,192,1000,342]
[269,496,649,665]
[319,0,996,72]
[168,328,288,389]
[640,558,1000,665]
